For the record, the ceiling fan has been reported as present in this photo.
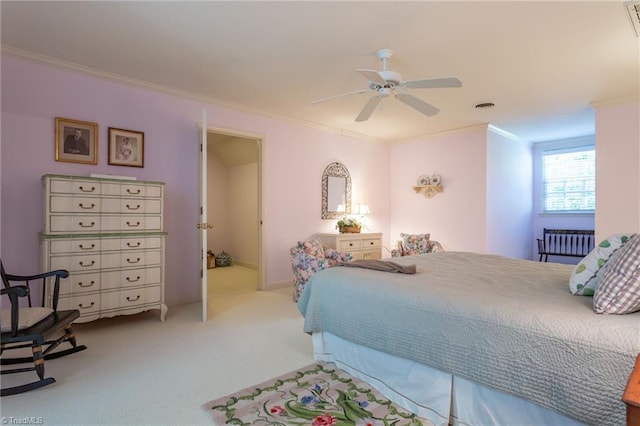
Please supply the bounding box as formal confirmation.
[312,48,462,122]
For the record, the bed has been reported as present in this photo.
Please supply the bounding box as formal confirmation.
[297,251,640,426]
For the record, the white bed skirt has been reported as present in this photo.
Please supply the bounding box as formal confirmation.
[312,332,585,426]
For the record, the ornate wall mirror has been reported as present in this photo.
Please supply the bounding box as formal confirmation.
[322,162,351,219]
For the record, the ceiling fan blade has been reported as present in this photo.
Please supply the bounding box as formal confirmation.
[311,88,370,105]
[396,93,440,116]
[355,96,382,122]
[404,77,462,89]
[356,69,386,85]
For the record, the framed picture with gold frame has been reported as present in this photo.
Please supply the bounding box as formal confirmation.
[55,117,98,164]
[108,127,144,168]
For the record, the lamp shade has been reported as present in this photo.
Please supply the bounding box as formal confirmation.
[354,203,370,215]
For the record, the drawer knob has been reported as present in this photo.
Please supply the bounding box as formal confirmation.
[78,281,95,288]
[126,204,141,210]
[78,186,96,193]
[126,221,141,227]
[78,221,96,228]
[126,188,141,195]
[127,242,141,248]
[349,243,354,247]
[79,260,95,267]
[78,302,95,309]
[127,257,141,264]
[78,203,95,209]
[78,243,95,250]
[126,276,141,283]
[126,295,141,302]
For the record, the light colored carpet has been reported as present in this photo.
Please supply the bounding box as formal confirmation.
[1,282,311,425]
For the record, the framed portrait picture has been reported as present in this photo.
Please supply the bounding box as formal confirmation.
[108,127,144,168]
[55,117,98,164]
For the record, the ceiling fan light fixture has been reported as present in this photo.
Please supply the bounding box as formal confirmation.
[312,48,461,122]
[626,1,640,37]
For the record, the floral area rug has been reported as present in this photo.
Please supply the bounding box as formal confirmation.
[202,362,433,425]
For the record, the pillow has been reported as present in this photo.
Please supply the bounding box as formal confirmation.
[569,233,633,296]
[400,233,431,256]
[593,233,640,314]
[0,307,53,333]
[297,239,325,258]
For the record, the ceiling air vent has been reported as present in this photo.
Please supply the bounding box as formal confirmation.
[626,1,640,37]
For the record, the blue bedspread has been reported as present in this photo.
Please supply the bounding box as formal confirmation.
[298,251,640,425]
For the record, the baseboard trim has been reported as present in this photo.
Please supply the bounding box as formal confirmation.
[264,280,294,290]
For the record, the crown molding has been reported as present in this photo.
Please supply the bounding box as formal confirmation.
[590,95,640,109]
[1,45,386,144]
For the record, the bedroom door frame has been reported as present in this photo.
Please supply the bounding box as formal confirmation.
[198,118,264,321]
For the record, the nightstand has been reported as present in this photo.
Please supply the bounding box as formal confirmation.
[315,232,382,261]
[624,354,640,426]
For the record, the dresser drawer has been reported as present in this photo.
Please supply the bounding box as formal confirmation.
[349,252,363,261]
[98,250,162,269]
[49,238,102,254]
[49,215,101,233]
[66,271,101,294]
[362,250,381,260]
[50,271,101,296]
[99,236,163,251]
[338,239,362,251]
[361,238,381,249]
[100,183,162,198]
[101,286,162,311]
[101,266,162,290]
[51,253,101,272]
[49,178,102,196]
[100,198,162,214]
[50,196,101,213]
[58,293,100,315]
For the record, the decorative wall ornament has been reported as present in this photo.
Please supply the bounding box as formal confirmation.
[413,173,443,198]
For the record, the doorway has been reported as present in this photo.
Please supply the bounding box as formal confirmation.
[205,130,262,306]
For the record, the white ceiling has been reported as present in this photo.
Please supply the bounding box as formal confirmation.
[2,1,639,143]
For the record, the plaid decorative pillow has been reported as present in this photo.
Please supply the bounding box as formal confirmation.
[400,233,431,256]
[593,233,640,314]
[569,233,633,296]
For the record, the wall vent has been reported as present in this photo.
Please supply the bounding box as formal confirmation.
[626,1,640,37]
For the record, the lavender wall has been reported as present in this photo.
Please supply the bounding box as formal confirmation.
[0,54,391,306]
[389,126,489,253]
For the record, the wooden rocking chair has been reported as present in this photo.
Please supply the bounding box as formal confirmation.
[1,260,87,396]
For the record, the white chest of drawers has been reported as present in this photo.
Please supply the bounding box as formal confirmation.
[40,174,167,323]
[315,233,383,261]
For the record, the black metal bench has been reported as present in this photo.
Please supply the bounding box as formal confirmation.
[537,228,595,262]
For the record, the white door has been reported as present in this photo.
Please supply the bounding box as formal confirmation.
[198,109,209,322]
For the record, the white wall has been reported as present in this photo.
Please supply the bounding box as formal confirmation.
[228,162,258,267]
[531,136,595,263]
[207,150,231,255]
[486,127,533,258]
[206,149,258,268]
[594,98,640,239]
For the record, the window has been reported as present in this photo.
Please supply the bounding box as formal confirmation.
[541,147,595,213]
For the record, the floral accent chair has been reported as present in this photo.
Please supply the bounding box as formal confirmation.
[291,239,352,302]
[390,233,444,257]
